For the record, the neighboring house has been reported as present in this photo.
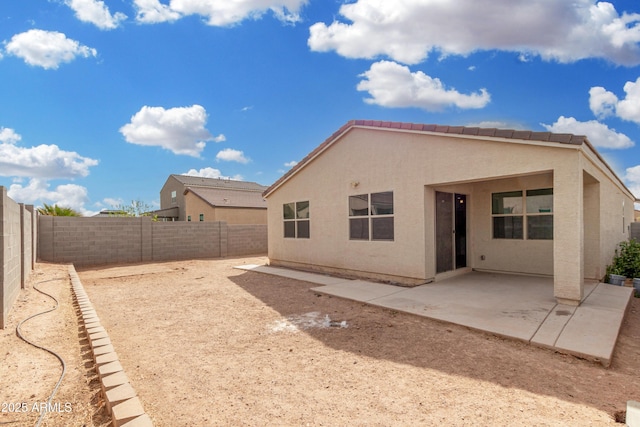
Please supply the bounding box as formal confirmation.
[635,210,640,222]
[263,120,639,306]
[155,174,268,224]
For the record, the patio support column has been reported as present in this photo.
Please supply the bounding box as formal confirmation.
[553,161,584,306]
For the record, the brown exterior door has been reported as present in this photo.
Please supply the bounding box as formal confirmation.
[436,192,467,274]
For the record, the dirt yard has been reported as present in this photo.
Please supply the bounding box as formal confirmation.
[3,257,640,426]
[0,263,110,426]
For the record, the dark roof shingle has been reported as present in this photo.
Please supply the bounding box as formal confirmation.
[172,175,267,192]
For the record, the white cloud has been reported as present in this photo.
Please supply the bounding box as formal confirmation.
[135,0,308,26]
[308,0,640,65]
[66,0,127,29]
[216,148,250,164]
[541,116,634,149]
[589,78,640,124]
[0,127,22,144]
[617,79,640,123]
[134,0,181,23]
[102,197,123,207]
[184,167,243,180]
[8,178,95,215]
[589,86,619,119]
[357,61,490,111]
[0,136,99,179]
[4,29,97,69]
[284,160,298,167]
[626,165,640,200]
[120,105,219,157]
[465,121,524,130]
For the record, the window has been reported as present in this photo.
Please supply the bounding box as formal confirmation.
[492,191,523,239]
[492,189,553,240]
[526,188,553,239]
[349,191,394,241]
[171,190,177,205]
[187,215,191,221]
[283,201,310,238]
[199,214,204,222]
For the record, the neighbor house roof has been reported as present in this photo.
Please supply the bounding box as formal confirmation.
[184,186,267,209]
[263,119,601,198]
[171,174,268,192]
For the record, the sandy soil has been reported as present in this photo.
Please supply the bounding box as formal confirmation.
[74,256,640,426]
[3,258,640,426]
[0,263,111,427]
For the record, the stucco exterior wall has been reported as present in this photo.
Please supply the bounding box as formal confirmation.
[266,126,635,291]
[467,174,554,276]
[183,192,267,224]
[160,176,185,220]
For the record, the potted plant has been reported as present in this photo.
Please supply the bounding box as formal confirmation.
[633,255,640,295]
[606,264,626,286]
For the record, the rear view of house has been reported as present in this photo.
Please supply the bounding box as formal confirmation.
[263,120,638,306]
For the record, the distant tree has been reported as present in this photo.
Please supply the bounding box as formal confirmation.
[112,199,157,220]
[37,203,82,217]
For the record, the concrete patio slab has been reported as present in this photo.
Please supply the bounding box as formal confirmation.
[553,283,632,364]
[313,280,407,301]
[236,264,633,366]
[236,264,353,286]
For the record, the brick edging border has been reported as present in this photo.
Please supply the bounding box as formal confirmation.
[68,265,154,427]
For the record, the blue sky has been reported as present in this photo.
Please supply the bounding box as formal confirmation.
[1,0,640,215]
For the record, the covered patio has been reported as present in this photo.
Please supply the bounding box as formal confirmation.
[236,264,633,367]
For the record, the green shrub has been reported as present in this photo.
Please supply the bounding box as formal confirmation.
[606,239,640,279]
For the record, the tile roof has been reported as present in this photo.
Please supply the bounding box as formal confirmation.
[263,119,589,197]
[171,174,268,192]
[185,186,267,209]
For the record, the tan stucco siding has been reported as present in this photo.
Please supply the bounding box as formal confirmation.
[267,132,428,282]
[184,192,214,222]
[267,127,635,286]
[467,174,554,277]
[184,192,266,224]
[160,177,185,220]
[213,207,267,225]
[581,147,635,280]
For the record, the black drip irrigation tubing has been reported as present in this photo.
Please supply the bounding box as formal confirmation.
[6,279,68,427]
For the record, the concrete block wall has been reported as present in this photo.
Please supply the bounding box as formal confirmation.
[1,187,35,329]
[38,217,267,267]
[39,217,147,267]
[632,222,640,242]
[20,205,34,288]
[227,224,267,256]
[151,222,222,261]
